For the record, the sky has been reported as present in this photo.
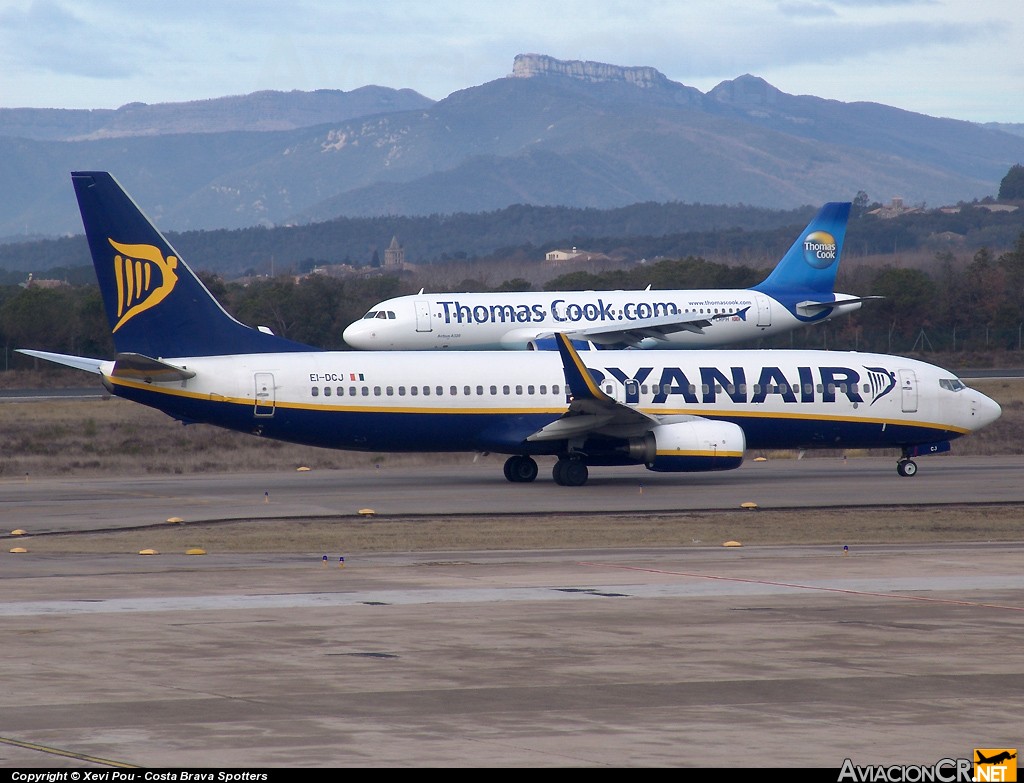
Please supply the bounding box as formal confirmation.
[0,0,1022,124]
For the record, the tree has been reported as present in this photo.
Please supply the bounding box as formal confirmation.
[852,191,870,218]
[998,164,1024,201]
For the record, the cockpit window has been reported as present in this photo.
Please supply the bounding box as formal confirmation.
[939,378,966,392]
[362,311,377,319]
[375,311,389,319]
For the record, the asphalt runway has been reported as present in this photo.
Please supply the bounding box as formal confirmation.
[4,454,1024,533]
[2,457,1023,768]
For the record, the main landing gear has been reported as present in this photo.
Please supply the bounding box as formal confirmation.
[503,455,538,483]
[501,455,589,486]
[896,458,918,477]
[552,457,588,487]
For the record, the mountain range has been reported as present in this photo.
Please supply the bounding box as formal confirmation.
[2,53,1023,240]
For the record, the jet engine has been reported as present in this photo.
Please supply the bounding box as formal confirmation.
[625,419,745,472]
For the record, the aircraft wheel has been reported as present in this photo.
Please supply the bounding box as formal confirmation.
[897,459,918,477]
[504,455,538,483]
[553,458,588,487]
[552,459,568,485]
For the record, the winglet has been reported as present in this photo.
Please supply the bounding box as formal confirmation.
[554,333,613,403]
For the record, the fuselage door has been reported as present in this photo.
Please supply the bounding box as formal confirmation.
[755,293,771,327]
[899,369,918,413]
[254,372,276,417]
[415,300,432,333]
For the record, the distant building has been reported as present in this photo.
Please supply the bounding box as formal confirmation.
[869,197,923,219]
[384,236,405,268]
[20,273,66,289]
[544,246,610,265]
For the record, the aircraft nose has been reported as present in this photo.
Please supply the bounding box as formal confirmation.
[971,389,1002,430]
[342,321,373,348]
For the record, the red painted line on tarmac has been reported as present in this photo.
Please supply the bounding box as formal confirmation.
[578,561,1024,613]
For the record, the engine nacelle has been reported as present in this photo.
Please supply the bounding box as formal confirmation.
[642,419,745,473]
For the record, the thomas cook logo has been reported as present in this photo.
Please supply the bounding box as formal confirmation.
[109,239,178,332]
[803,230,838,269]
[975,749,1017,782]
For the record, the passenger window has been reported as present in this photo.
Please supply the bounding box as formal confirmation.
[386,386,394,396]
[324,386,331,397]
[361,387,369,396]
[336,387,343,396]
[374,386,381,396]
[540,385,547,395]
[411,386,418,396]
[490,385,498,395]
[311,387,319,397]
[503,385,510,395]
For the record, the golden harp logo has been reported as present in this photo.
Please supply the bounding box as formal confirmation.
[108,239,179,332]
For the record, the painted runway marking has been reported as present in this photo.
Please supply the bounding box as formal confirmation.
[579,562,1024,613]
[0,735,138,767]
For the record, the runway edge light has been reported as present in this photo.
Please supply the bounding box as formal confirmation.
[139,548,159,555]
[10,546,28,553]
[723,540,743,547]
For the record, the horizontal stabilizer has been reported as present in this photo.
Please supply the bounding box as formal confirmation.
[111,353,196,383]
[798,295,884,314]
[15,349,105,375]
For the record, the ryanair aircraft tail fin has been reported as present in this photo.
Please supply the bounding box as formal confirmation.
[752,202,851,297]
[71,171,314,358]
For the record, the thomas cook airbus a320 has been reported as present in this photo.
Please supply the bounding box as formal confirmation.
[342,202,878,351]
[17,172,1001,486]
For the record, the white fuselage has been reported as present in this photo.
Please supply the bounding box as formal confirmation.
[101,347,999,456]
[342,290,862,350]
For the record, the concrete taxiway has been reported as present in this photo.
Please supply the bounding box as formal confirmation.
[1,457,1023,768]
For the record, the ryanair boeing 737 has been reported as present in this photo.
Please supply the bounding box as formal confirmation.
[343,202,878,351]
[17,173,1000,486]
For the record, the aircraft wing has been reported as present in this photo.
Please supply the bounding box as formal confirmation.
[563,307,749,348]
[526,333,666,442]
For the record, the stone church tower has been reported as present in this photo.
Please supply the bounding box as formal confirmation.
[383,236,404,268]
